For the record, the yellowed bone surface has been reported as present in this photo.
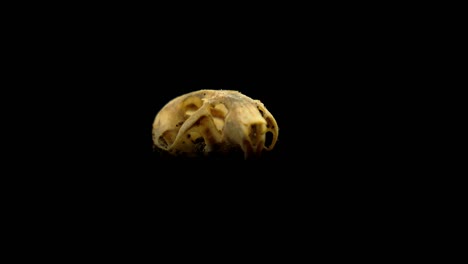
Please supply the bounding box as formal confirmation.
[152,89,278,159]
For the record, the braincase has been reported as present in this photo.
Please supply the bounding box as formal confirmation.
[152,89,278,158]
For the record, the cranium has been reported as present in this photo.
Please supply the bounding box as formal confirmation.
[152,89,278,159]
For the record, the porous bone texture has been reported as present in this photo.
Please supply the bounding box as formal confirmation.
[152,89,278,159]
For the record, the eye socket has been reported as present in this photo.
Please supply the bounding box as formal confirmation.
[264,131,274,148]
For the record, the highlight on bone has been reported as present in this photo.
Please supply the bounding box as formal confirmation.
[152,89,278,159]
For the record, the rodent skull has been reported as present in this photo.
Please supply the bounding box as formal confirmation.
[152,89,278,159]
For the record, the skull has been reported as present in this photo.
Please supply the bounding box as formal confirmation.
[152,89,279,159]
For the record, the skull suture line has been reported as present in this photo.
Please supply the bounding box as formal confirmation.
[152,89,279,159]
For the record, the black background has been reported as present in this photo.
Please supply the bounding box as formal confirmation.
[68,31,404,199]
[19,3,412,174]
[29,6,412,199]
[14,5,423,249]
